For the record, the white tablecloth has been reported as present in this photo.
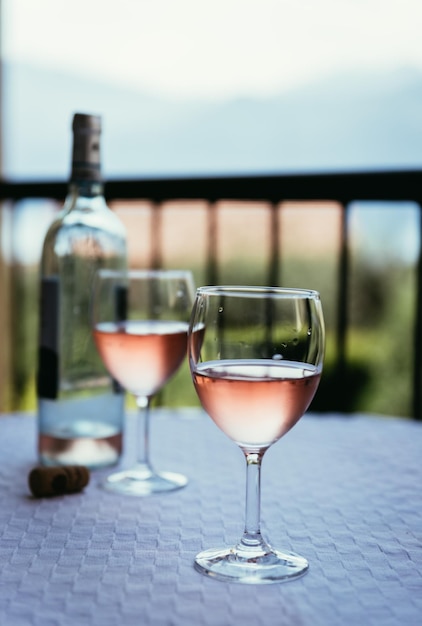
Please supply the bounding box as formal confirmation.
[0,409,421,626]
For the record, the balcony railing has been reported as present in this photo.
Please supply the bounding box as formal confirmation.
[1,169,422,419]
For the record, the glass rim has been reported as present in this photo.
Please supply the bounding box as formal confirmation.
[195,285,321,299]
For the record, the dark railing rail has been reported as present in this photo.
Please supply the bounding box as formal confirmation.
[1,169,422,419]
[1,169,422,202]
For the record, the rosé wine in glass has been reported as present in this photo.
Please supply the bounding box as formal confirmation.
[93,320,189,398]
[192,359,321,449]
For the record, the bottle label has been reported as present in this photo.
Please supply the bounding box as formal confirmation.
[114,284,127,322]
[37,277,59,399]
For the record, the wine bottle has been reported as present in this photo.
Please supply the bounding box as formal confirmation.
[37,113,127,468]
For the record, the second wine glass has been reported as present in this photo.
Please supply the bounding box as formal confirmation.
[92,269,195,496]
[188,286,325,582]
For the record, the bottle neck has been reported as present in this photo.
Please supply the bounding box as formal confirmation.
[68,179,104,199]
[70,117,103,196]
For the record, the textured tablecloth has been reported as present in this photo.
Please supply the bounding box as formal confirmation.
[0,409,421,626]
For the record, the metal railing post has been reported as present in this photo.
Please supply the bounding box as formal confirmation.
[150,201,162,269]
[336,202,350,406]
[206,202,218,286]
[268,202,281,287]
[412,201,422,420]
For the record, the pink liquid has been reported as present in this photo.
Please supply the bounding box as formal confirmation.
[93,320,188,397]
[192,359,321,448]
[39,432,122,468]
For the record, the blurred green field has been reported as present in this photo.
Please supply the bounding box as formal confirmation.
[8,252,416,418]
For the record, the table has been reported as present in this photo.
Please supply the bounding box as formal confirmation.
[0,409,421,626]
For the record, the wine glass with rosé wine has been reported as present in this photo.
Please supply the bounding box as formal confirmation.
[92,269,195,496]
[187,286,325,583]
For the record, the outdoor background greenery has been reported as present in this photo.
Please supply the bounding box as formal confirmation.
[7,249,417,419]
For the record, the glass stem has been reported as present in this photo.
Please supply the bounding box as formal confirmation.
[238,450,267,552]
[135,395,153,472]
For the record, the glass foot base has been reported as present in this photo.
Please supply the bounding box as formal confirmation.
[102,466,188,496]
[194,545,308,584]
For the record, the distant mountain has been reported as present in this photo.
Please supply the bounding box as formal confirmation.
[2,62,422,180]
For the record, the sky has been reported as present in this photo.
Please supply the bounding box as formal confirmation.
[3,0,422,101]
[2,0,421,265]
